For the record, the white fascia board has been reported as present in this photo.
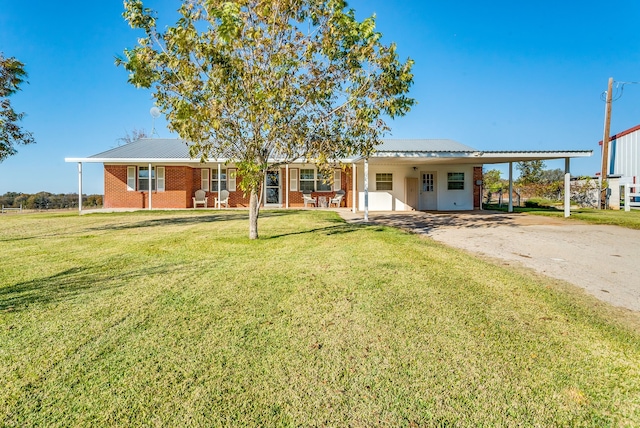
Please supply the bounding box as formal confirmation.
[65,157,231,163]
[372,151,477,158]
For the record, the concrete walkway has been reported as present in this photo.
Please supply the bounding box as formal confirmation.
[340,210,640,312]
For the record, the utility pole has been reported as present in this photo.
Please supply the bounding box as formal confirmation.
[600,77,614,208]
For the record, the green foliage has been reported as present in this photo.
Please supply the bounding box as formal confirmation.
[0,53,35,161]
[0,191,102,209]
[116,0,415,237]
[516,160,545,185]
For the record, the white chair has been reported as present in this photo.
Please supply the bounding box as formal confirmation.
[193,189,208,208]
[302,192,316,208]
[215,189,229,208]
[329,190,345,208]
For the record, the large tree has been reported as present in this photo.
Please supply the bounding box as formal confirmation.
[117,0,415,239]
[0,53,35,162]
[516,160,545,185]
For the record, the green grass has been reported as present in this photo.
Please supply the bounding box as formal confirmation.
[485,204,640,230]
[1,210,639,426]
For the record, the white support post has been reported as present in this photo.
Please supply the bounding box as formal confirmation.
[217,163,222,207]
[148,163,152,210]
[78,162,83,214]
[508,162,513,213]
[286,164,289,209]
[352,163,357,213]
[564,158,571,217]
[364,159,369,221]
[625,183,630,212]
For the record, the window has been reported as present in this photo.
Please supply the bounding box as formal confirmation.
[212,168,227,191]
[300,168,315,192]
[376,173,393,191]
[317,170,332,191]
[138,167,156,191]
[127,167,136,191]
[447,172,465,190]
[299,168,335,192]
[422,173,434,192]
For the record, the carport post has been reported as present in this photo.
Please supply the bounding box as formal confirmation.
[364,158,369,221]
[148,163,152,210]
[77,162,83,214]
[564,158,571,217]
[508,162,513,213]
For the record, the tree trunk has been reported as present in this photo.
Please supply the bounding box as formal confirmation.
[249,187,260,240]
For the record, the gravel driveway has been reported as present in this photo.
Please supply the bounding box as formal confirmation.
[341,210,640,312]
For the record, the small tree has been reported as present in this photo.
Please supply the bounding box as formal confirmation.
[516,160,545,185]
[482,169,503,204]
[0,53,35,162]
[117,0,415,239]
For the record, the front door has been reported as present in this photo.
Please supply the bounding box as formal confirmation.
[265,170,281,206]
[420,171,437,210]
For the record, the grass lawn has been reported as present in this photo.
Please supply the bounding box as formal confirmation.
[486,204,640,230]
[1,210,639,426]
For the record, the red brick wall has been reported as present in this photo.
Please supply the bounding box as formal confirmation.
[473,166,483,209]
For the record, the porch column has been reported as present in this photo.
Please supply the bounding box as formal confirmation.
[564,157,571,217]
[77,162,83,214]
[364,158,369,221]
[148,163,152,210]
[508,162,513,213]
[286,164,289,209]
[352,163,357,213]
[217,163,222,207]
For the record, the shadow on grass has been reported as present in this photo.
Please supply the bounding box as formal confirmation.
[0,263,172,312]
[264,222,366,239]
[88,210,298,232]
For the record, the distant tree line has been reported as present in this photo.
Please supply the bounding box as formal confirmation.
[0,192,103,210]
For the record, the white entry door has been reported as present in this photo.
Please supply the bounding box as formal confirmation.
[420,171,437,210]
[265,170,281,206]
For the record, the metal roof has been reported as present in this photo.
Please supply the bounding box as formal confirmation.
[375,139,476,153]
[88,139,191,159]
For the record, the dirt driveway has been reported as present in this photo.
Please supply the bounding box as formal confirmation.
[341,210,640,312]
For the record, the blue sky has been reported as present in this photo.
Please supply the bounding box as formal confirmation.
[2,0,640,195]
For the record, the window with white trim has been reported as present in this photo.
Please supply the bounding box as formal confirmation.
[299,168,334,192]
[317,170,332,191]
[138,167,156,191]
[212,168,227,191]
[300,168,315,192]
[447,172,465,190]
[376,173,393,191]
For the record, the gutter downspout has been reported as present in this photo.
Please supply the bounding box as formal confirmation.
[148,163,152,210]
[508,162,513,213]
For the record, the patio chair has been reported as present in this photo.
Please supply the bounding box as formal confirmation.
[193,189,208,208]
[329,190,345,208]
[302,192,316,208]
[215,189,229,208]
